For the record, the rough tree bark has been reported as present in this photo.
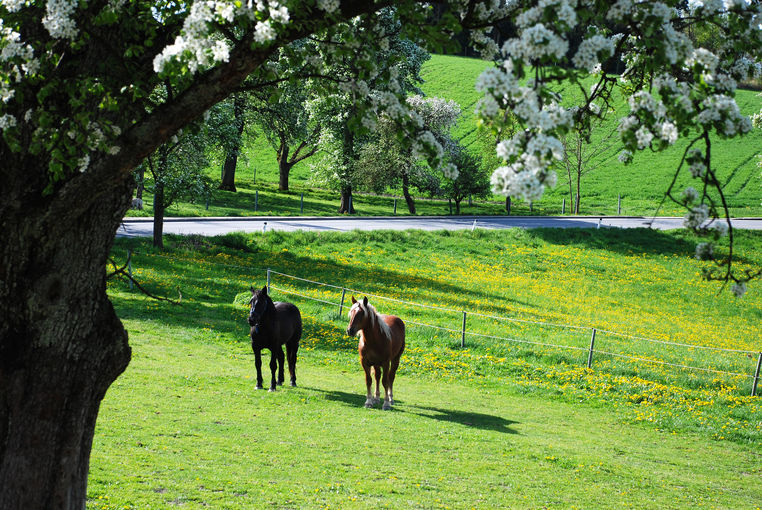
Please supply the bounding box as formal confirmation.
[0,173,133,508]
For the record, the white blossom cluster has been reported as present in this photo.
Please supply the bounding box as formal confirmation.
[572,34,615,73]
[502,23,568,62]
[618,91,678,150]
[697,94,752,137]
[683,203,709,229]
[154,1,291,74]
[42,0,78,39]
[317,0,340,14]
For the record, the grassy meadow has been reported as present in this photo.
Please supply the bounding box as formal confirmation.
[126,54,762,219]
[92,228,762,509]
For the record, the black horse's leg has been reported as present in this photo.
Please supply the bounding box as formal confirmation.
[275,344,285,386]
[286,341,298,387]
[254,349,264,390]
[268,350,278,391]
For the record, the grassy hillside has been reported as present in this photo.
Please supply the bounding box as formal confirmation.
[93,229,762,508]
[419,54,762,217]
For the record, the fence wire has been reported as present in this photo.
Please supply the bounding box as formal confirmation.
[267,269,759,382]
[122,252,759,386]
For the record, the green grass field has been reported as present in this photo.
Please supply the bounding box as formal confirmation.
[126,54,762,220]
[92,229,762,509]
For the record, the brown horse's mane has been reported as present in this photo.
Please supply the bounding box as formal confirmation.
[353,300,392,342]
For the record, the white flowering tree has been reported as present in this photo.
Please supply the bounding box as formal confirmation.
[1,1,761,507]
[357,95,461,213]
[307,9,432,212]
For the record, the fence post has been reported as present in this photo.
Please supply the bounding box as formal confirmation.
[575,194,579,214]
[339,287,347,317]
[266,268,271,295]
[348,195,353,214]
[300,193,304,214]
[752,352,762,397]
[393,199,397,215]
[587,328,597,368]
[617,194,621,215]
[127,249,134,291]
[562,198,565,214]
[255,190,258,212]
[461,311,467,348]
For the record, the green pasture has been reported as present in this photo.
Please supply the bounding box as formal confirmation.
[93,229,762,508]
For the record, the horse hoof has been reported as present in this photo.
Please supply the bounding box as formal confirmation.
[364,402,374,408]
[255,385,263,390]
[290,381,297,387]
[382,402,392,411]
[268,387,276,392]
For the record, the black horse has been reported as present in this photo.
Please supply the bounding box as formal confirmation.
[247,286,302,391]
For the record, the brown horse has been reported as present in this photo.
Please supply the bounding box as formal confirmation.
[346,296,405,410]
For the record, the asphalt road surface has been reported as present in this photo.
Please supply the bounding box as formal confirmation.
[117,215,762,238]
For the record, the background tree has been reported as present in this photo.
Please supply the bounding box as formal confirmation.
[356,95,459,213]
[440,141,491,214]
[142,126,213,248]
[214,93,251,192]
[252,76,321,191]
[558,114,620,214]
[308,9,431,212]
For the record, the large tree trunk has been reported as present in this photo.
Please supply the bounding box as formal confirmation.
[401,171,416,214]
[219,94,245,192]
[338,186,355,214]
[277,142,293,192]
[220,152,239,192]
[0,174,132,509]
[153,181,166,249]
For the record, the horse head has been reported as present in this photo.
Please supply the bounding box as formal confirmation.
[346,296,369,337]
[248,286,271,331]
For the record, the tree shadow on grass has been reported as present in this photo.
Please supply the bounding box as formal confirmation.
[527,226,761,265]
[526,227,697,257]
[303,386,519,434]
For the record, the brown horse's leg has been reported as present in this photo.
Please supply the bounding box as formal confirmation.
[381,361,392,410]
[362,360,375,408]
[373,365,381,404]
[388,354,401,406]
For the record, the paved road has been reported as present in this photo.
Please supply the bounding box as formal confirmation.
[117,215,762,237]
